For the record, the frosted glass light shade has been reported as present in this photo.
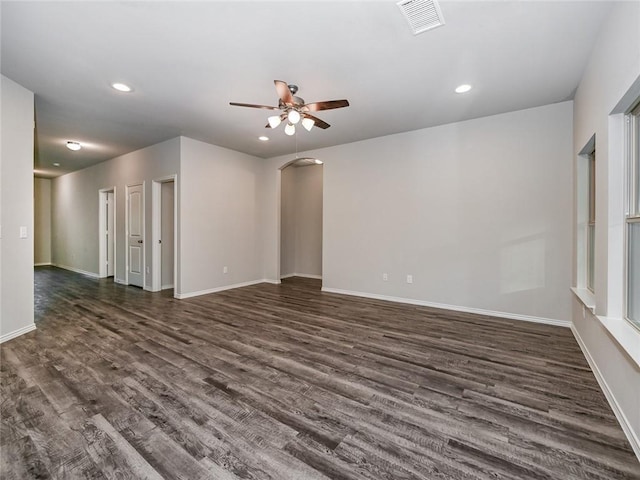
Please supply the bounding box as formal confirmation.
[268,115,282,128]
[284,123,296,136]
[301,117,315,131]
[287,110,301,124]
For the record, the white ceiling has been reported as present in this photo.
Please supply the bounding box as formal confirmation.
[1,1,614,178]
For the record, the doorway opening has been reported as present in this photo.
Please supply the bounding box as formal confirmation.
[279,160,323,282]
[98,187,116,278]
[152,176,177,293]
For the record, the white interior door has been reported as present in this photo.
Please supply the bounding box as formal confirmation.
[127,184,144,287]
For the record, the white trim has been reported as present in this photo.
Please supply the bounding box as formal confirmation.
[280,273,322,280]
[34,262,52,267]
[52,263,100,279]
[571,325,640,461]
[175,279,265,299]
[262,279,281,285]
[0,323,36,344]
[98,187,116,279]
[151,175,177,293]
[114,277,126,285]
[571,287,596,313]
[321,287,571,328]
[161,284,174,290]
[596,315,640,368]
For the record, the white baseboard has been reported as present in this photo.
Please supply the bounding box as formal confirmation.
[0,323,36,344]
[114,278,126,285]
[161,284,174,290]
[320,287,571,328]
[571,325,640,461]
[280,273,322,280]
[52,263,100,279]
[262,279,281,285]
[176,279,265,299]
[34,262,52,267]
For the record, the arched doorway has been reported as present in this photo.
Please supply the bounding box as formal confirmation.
[279,158,323,283]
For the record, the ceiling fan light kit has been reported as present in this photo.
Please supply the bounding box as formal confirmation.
[302,117,315,132]
[284,123,296,136]
[287,110,301,124]
[268,115,282,129]
[230,80,349,137]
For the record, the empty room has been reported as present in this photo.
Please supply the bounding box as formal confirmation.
[1,1,639,478]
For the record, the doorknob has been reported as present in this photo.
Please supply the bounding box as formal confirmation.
[138,240,143,244]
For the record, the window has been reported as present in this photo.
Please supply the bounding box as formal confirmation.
[587,151,596,292]
[626,103,640,328]
[575,135,596,300]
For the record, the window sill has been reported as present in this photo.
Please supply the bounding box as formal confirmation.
[596,315,640,368]
[571,287,596,313]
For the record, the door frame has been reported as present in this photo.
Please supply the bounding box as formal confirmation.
[277,160,324,282]
[151,175,178,293]
[98,187,116,278]
[125,182,145,287]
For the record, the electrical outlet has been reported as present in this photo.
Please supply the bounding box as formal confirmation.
[406,274,413,284]
[383,273,388,281]
[223,266,228,274]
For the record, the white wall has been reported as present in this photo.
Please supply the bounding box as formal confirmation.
[1,75,35,342]
[178,137,263,297]
[52,137,180,286]
[571,1,640,455]
[34,177,52,265]
[263,102,573,324]
[280,164,323,278]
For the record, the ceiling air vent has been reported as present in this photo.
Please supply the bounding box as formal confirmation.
[397,0,445,35]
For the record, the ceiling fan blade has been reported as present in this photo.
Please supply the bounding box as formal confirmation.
[230,102,280,110]
[274,80,294,106]
[303,99,350,112]
[302,113,330,129]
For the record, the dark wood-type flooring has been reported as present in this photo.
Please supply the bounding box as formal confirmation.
[1,266,639,479]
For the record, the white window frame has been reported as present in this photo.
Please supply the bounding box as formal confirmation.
[573,134,597,310]
[625,103,640,330]
[587,151,596,293]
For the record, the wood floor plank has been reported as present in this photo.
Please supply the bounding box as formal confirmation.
[1,267,638,479]
[84,413,165,480]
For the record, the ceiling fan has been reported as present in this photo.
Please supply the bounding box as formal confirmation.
[230,80,349,135]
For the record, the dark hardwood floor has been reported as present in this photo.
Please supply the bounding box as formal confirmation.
[1,266,638,479]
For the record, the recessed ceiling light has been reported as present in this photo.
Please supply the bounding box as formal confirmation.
[66,141,82,151]
[53,162,60,167]
[258,136,269,141]
[455,84,472,94]
[111,82,132,92]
